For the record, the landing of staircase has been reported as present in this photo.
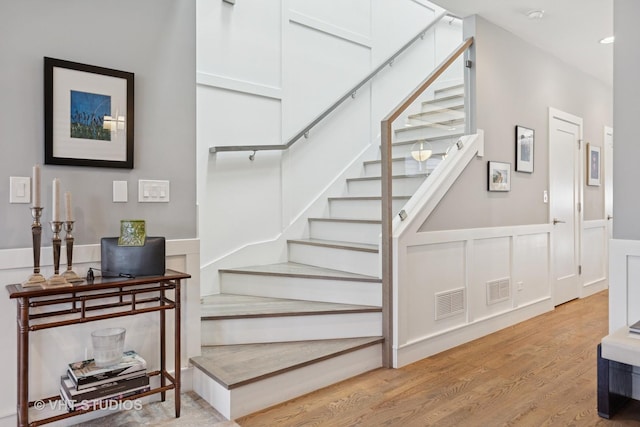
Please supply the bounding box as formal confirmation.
[190,337,383,389]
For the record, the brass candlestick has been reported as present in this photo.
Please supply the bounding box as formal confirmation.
[22,207,46,287]
[62,221,83,283]
[45,221,70,287]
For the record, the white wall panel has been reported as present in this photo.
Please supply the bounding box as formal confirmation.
[512,233,549,306]
[469,237,511,320]
[199,86,282,148]
[582,221,607,289]
[197,0,281,87]
[403,242,466,343]
[283,22,371,138]
[290,0,371,38]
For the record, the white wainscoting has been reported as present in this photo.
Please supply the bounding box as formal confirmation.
[0,239,199,425]
[581,219,608,296]
[394,224,554,368]
[609,239,640,333]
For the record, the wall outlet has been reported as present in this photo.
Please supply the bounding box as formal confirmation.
[517,281,524,291]
[543,190,548,203]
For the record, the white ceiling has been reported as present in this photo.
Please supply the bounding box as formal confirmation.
[430,0,613,87]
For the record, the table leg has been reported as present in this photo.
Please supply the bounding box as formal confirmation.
[175,280,181,418]
[17,298,29,427]
[160,287,166,402]
[597,343,631,418]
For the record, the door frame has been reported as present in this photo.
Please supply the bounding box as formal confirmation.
[548,107,584,305]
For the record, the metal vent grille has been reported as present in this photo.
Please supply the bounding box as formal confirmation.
[487,278,510,305]
[435,288,465,320]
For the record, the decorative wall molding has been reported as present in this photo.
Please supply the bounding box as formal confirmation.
[288,10,372,49]
[196,72,282,100]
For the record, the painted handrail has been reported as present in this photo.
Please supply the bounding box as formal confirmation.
[210,11,450,158]
[379,37,474,367]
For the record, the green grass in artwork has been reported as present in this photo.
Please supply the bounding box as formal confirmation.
[70,122,111,140]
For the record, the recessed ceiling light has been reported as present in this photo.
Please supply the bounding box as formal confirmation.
[599,36,615,44]
[526,9,545,20]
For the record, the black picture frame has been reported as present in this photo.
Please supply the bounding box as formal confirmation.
[587,143,601,186]
[488,161,511,192]
[44,57,134,169]
[515,125,534,173]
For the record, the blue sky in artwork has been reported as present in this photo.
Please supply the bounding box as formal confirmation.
[70,90,111,140]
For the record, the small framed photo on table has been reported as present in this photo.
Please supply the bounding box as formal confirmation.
[44,57,134,169]
[515,125,534,173]
[488,161,511,192]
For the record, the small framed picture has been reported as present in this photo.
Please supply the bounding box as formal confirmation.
[488,161,511,192]
[515,125,534,173]
[587,143,601,186]
[44,57,134,168]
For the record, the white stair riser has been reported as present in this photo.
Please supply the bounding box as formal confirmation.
[407,109,465,126]
[192,344,382,420]
[288,243,379,277]
[347,176,424,197]
[309,220,380,245]
[394,122,464,143]
[328,198,408,220]
[364,158,440,177]
[390,137,458,158]
[201,312,382,345]
[220,272,382,306]
[421,95,464,113]
[434,84,464,98]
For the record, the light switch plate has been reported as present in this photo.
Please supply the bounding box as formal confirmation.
[10,177,31,204]
[138,180,170,203]
[113,181,128,203]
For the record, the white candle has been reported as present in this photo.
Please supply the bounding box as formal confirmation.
[65,191,72,222]
[32,164,41,208]
[52,178,60,221]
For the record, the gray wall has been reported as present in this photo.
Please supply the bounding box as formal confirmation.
[0,1,196,249]
[421,15,612,231]
[613,0,640,239]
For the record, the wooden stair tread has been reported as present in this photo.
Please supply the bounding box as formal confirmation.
[190,337,383,389]
[328,195,410,201]
[347,173,429,182]
[422,93,464,104]
[219,261,380,282]
[201,293,381,319]
[308,217,381,224]
[395,118,465,133]
[287,238,379,253]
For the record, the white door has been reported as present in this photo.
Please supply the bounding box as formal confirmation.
[549,108,582,306]
[604,126,614,238]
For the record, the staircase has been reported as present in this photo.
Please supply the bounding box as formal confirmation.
[191,82,465,420]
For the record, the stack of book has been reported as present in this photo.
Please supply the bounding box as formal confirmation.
[60,350,149,411]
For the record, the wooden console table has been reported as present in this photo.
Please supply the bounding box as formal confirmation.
[6,269,190,427]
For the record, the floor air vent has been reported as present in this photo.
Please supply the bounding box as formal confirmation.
[487,278,510,305]
[435,288,465,320]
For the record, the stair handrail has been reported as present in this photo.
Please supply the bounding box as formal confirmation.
[210,10,451,158]
[379,37,474,367]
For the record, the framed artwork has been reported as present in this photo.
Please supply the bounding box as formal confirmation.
[44,57,134,168]
[515,125,534,173]
[587,143,601,186]
[488,161,511,192]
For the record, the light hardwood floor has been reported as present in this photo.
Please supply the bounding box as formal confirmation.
[237,290,640,426]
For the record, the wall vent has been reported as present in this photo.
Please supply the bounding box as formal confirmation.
[435,288,465,320]
[486,278,510,305]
